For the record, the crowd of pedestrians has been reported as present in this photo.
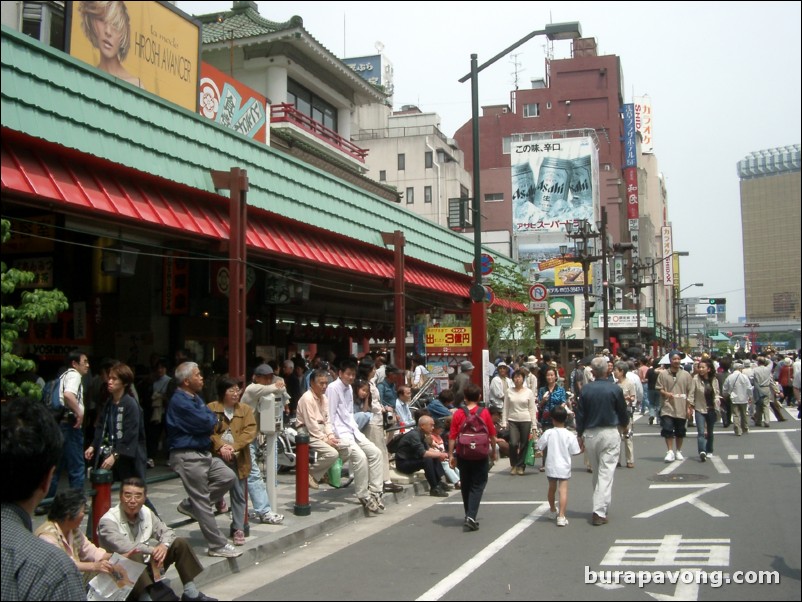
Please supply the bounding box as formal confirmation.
[3,345,798,600]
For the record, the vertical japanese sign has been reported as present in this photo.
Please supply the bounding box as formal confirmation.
[199,63,268,143]
[622,103,637,168]
[622,103,639,227]
[67,1,200,111]
[624,167,639,222]
[633,95,653,154]
[662,226,674,287]
[511,137,598,233]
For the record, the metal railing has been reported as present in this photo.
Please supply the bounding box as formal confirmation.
[270,103,368,162]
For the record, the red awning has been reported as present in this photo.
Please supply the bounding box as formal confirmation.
[491,297,529,312]
[1,134,470,298]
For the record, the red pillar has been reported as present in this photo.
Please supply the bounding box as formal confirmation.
[471,300,487,388]
[211,168,249,385]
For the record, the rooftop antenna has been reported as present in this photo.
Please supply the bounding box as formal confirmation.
[510,52,524,90]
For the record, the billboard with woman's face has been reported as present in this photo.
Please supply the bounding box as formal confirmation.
[66,1,200,111]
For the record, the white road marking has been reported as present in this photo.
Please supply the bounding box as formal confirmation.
[727,455,738,460]
[743,454,754,460]
[658,458,686,475]
[779,431,802,474]
[709,454,730,474]
[416,503,549,601]
[634,484,729,518]
[601,535,730,566]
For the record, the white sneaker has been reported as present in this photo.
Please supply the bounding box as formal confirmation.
[548,508,558,520]
[699,451,706,462]
[664,450,675,463]
[706,452,714,457]
[208,543,242,558]
[556,516,569,527]
[675,450,685,461]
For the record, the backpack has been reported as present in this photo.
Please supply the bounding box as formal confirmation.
[456,405,490,460]
[41,374,65,420]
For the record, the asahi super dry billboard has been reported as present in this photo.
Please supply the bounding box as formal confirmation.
[511,137,598,233]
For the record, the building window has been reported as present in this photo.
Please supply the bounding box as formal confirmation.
[406,187,414,204]
[546,101,552,110]
[424,186,432,203]
[379,170,386,181]
[398,154,406,171]
[425,151,433,168]
[484,193,504,202]
[523,103,540,118]
[22,2,65,49]
[287,79,338,132]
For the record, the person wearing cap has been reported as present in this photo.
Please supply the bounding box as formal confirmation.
[452,360,474,405]
[656,352,694,463]
[489,362,512,412]
[524,356,539,391]
[723,361,752,436]
[238,364,286,525]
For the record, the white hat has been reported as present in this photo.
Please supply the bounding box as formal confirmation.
[460,360,475,371]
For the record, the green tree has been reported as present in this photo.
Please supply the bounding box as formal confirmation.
[1,218,69,400]
[486,263,536,358]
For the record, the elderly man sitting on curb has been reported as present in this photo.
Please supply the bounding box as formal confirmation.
[98,477,216,601]
[394,416,449,497]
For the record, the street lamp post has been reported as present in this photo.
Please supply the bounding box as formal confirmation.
[565,219,601,355]
[677,283,703,349]
[459,21,582,380]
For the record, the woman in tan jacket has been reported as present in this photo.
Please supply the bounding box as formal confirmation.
[688,357,720,462]
[208,377,256,546]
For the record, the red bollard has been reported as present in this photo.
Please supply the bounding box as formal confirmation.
[90,469,114,545]
[294,432,311,516]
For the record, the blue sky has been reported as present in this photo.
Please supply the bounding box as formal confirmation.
[180,1,802,320]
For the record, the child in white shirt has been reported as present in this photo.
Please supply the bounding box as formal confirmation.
[536,405,581,526]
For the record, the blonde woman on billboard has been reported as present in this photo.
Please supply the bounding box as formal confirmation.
[79,1,141,87]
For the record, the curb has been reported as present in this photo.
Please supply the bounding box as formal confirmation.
[187,480,432,589]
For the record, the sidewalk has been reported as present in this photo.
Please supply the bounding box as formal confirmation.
[34,464,431,592]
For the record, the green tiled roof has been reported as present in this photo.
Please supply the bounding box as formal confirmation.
[194,1,302,45]
[1,26,517,278]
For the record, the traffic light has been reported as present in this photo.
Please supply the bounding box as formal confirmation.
[708,298,726,305]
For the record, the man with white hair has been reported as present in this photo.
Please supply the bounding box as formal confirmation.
[722,362,752,436]
[575,357,629,526]
[167,362,240,557]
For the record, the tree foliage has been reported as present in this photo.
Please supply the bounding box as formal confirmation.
[1,218,69,400]
[486,263,536,358]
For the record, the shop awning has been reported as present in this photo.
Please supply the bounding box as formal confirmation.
[1,136,470,298]
[490,297,529,312]
[709,333,731,342]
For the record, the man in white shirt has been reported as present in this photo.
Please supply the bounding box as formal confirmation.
[42,351,91,507]
[328,360,384,513]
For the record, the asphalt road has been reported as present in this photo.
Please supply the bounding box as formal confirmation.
[203,409,801,601]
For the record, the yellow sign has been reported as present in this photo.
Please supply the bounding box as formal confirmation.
[68,1,200,111]
[425,327,472,353]
[554,261,590,286]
